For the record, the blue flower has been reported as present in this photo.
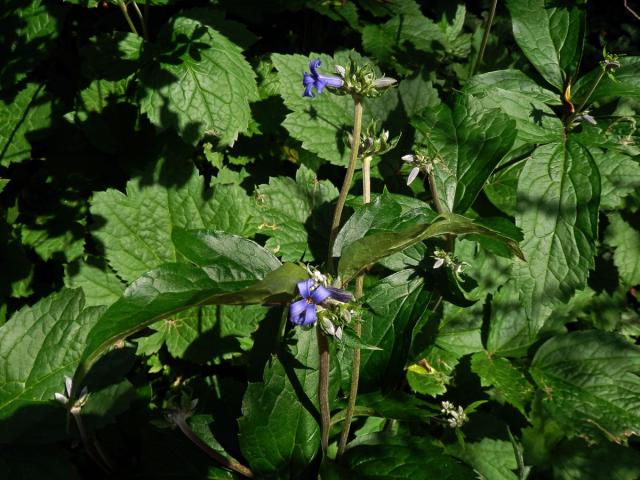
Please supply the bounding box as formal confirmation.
[289,279,331,326]
[303,59,344,97]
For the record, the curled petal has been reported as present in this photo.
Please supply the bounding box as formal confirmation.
[297,279,312,299]
[302,304,317,326]
[326,286,354,303]
[407,166,420,185]
[289,299,308,324]
[309,59,322,76]
[311,284,331,304]
[303,85,314,97]
[64,375,73,397]
[303,72,315,87]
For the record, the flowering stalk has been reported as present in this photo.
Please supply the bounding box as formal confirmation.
[337,154,372,457]
[328,98,363,265]
[317,326,331,452]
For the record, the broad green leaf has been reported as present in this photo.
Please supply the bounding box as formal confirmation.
[76,260,306,380]
[272,52,399,166]
[514,141,600,333]
[414,95,517,212]
[255,165,338,261]
[337,391,438,424]
[0,447,79,479]
[0,289,104,442]
[573,57,640,105]
[0,83,52,167]
[435,301,484,356]
[468,88,563,145]
[398,71,441,118]
[447,438,519,480]
[21,221,84,263]
[466,70,562,105]
[64,257,126,307]
[605,214,640,286]
[506,0,586,91]
[140,11,258,146]
[338,211,523,283]
[341,434,474,478]
[0,178,8,193]
[471,351,534,415]
[530,331,640,441]
[356,270,433,390]
[484,159,525,217]
[91,162,255,282]
[487,280,535,357]
[238,328,339,478]
[590,149,640,210]
[406,346,460,397]
[553,439,640,480]
[80,32,143,81]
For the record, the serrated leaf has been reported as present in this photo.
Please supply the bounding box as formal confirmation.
[354,270,433,390]
[338,211,523,283]
[506,0,586,91]
[530,331,640,441]
[0,289,104,442]
[435,301,484,356]
[272,52,399,166]
[591,149,640,210]
[255,165,338,261]
[466,69,562,105]
[140,11,258,146]
[573,57,640,105]
[398,70,441,118]
[447,438,519,480]
[514,141,600,333]
[605,214,640,286]
[471,351,534,415]
[91,162,255,282]
[487,280,535,357]
[238,328,339,477]
[341,434,474,478]
[64,257,126,307]
[414,95,517,212]
[407,346,460,397]
[0,83,52,167]
[76,261,306,380]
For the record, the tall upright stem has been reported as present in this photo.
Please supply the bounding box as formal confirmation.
[131,0,149,40]
[317,326,331,452]
[471,0,498,76]
[328,98,363,267]
[337,155,371,457]
[118,2,139,35]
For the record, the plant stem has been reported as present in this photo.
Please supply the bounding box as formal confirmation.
[71,408,112,473]
[471,0,498,76]
[118,2,139,35]
[575,68,606,115]
[328,97,363,267]
[131,0,149,40]
[317,326,331,452]
[427,171,445,215]
[175,416,254,478]
[337,155,371,457]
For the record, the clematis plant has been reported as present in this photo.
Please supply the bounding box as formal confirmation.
[289,277,354,328]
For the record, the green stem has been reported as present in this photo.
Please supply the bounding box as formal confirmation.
[175,416,254,478]
[328,97,363,268]
[317,326,331,453]
[337,155,371,457]
[427,170,445,215]
[118,2,139,35]
[71,408,112,473]
[575,68,606,115]
[471,0,498,76]
[131,0,149,40]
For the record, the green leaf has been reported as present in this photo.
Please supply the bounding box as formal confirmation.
[406,346,460,397]
[553,439,640,480]
[487,280,536,357]
[90,161,255,282]
[255,165,338,261]
[471,351,534,416]
[0,83,52,167]
[506,0,586,91]
[530,331,640,441]
[591,149,640,210]
[338,211,523,283]
[514,141,600,333]
[356,270,433,390]
[347,392,438,423]
[414,95,517,213]
[466,70,562,105]
[435,301,484,356]
[341,434,474,478]
[447,438,519,480]
[140,11,258,146]
[64,257,126,308]
[573,57,640,104]
[484,159,525,217]
[0,289,104,442]
[605,214,640,286]
[272,52,399,166]
[398,71,441,118]
[238,328,339,477]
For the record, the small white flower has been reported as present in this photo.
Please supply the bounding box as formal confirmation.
[433,258,445,269]
[441,401,454,413]
[401,154,414,163]
[335,65,346,78]
[373,77,397,88]
[335,326,343,340]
